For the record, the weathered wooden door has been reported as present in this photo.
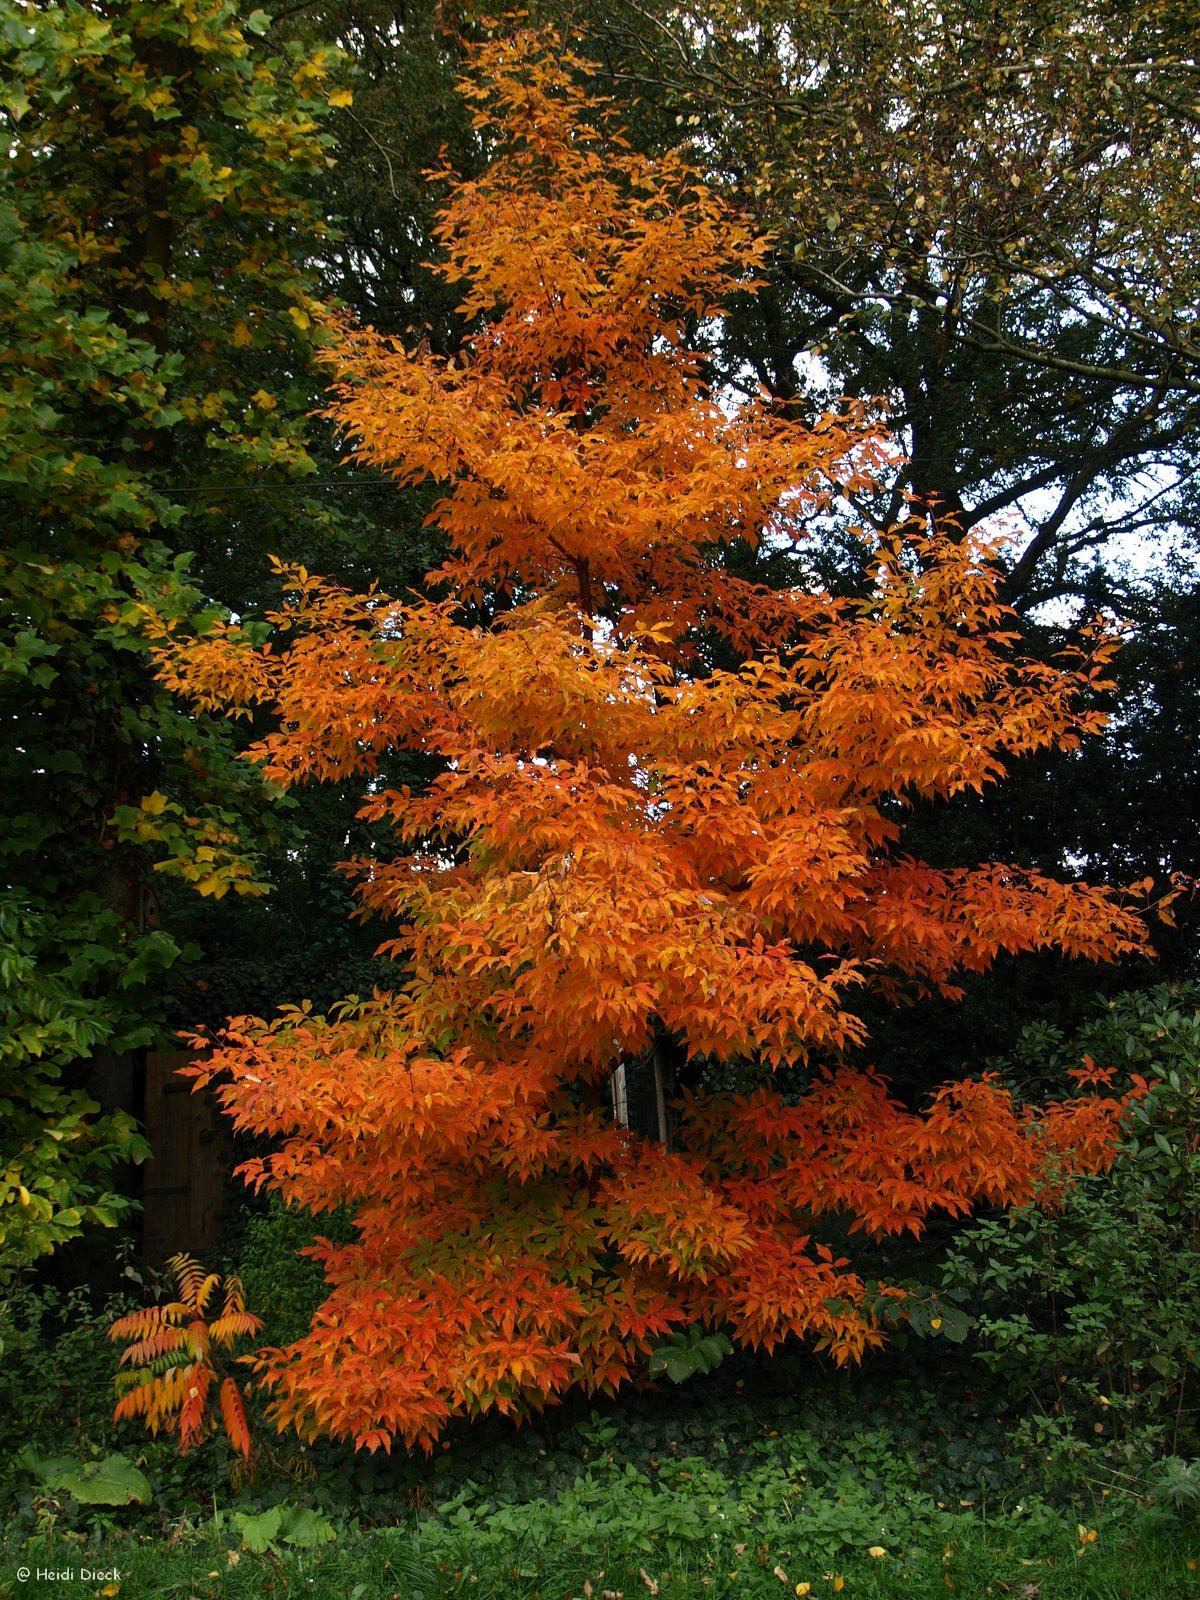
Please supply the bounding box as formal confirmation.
[141,1051,233,1264]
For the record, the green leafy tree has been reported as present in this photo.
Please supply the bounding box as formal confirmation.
[944,985,1200,1465]
[0,0,346,1272]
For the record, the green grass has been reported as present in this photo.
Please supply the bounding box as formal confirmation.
[4,1511,1200,1600]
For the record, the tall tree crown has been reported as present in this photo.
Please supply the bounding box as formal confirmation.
[324,30,888,630]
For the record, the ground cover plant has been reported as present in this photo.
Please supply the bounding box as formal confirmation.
[5,1344,1200,1597]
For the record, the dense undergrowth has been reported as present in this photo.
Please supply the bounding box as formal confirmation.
[3,1344,1199,1598]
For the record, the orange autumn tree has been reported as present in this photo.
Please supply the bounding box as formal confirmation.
[159,30,1150,1453]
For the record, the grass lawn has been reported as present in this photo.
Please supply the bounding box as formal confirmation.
[4,1514,1200,1600]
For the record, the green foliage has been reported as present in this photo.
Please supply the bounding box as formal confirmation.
[0,0,346,1269]
[0,1280,130,1521]
[7,1504,1200,1593]
[421,1445,954,1567]
[943,984,1200,1476]
[1147,1455,1200,1520]
[649,1328,735,1384]
[225,1196,351,1349]
[1003,981,1200,1097]
[0,896,155,1270]
[861,1282,973,1348]
[231,1501,335,1553]
[18,1450,151,1507]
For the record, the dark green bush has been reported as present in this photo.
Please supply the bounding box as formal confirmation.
[0,1280,126,1464]
[943,984,1200,1480]
[226,1195,352,1349]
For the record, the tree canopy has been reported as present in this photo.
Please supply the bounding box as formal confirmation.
[0,0,342,1270]
[577,0,1200,610]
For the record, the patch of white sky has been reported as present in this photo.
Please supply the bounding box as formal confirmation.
[720,332,1200,628]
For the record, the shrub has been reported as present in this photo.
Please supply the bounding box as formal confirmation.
[943,984,1200,1476]
[227,1197,350,1350]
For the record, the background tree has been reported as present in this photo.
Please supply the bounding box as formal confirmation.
[578,0,1200,610]
[165,0,488,1037]
[163,31,1151,1453]
[0,0,348,1272]
[271,0,473,344]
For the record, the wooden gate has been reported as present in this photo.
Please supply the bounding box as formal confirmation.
[141,1051,234,1265]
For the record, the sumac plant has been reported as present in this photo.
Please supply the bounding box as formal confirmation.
[157,30,1150,1453]
[110,1254,260,1456]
